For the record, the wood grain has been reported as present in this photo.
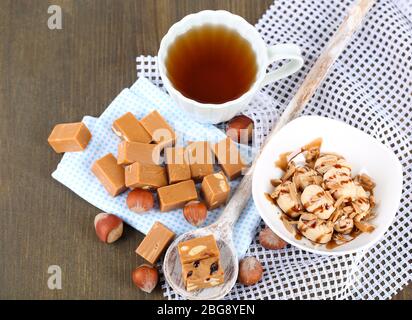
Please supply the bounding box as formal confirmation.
[0,0,409,300]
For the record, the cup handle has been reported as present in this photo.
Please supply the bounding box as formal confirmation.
[261,44,304,87]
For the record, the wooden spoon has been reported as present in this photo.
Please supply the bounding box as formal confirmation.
[163,0,375,300]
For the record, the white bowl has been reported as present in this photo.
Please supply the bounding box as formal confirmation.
[252,116,403,255]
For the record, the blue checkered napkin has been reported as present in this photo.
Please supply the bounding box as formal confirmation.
[52,77,261,257]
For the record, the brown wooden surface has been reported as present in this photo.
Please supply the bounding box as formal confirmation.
[0,0,410,300]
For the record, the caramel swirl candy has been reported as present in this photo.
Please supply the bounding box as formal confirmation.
[201,172,230,210]
[112,112,151,143]
[48,122,91,153]
[157,180,198,212]
[91,153,127,197]
[212,137,246,180]
[140,110,176,149]
[125,162,168,190]
[135,221,175,264]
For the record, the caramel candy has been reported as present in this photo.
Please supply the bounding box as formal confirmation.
[125,162,168,190]
[112,112,151,143]
[213,138,246,180]
[165,147,191,184]
[92,153,127,196]
[140,110,176,148]
[157,180,198,212]
[117,141,160,166]
[182,256,224,291]
[201,172,230,210]
[186,141,214,182]
[48,122,91,153]
[135,221,175,264]
[178,235,220,264]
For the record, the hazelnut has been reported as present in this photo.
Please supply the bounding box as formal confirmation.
[238,257,263,286]
[94,213,123,244]
[183,201,207,226]
[132,264,159,293]
[127,188,154,213]
[226,115,254,144]
[259,226,288,250]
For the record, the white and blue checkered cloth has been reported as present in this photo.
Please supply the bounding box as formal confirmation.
[52,77,260,257]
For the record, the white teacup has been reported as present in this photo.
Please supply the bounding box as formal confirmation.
[158,10,304,124]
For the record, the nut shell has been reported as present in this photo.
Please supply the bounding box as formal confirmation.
[183,201,208,226]
[132,264,159,293]
[94,213,123,244]
[238,257,263,286]
[226,115,254,144]
[127,188,154,213]
[259,227,287,250]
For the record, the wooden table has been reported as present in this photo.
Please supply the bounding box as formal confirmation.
[0,0,409,300]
